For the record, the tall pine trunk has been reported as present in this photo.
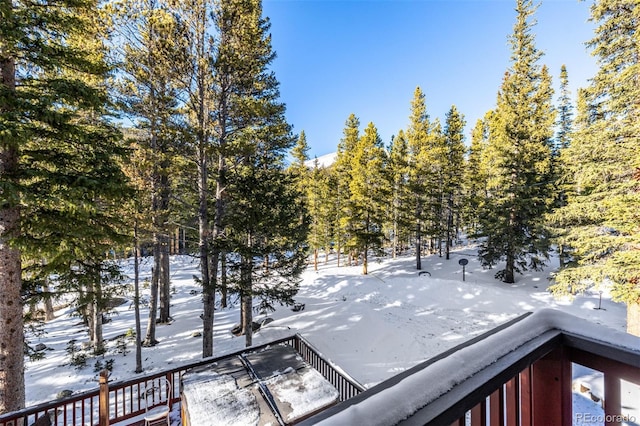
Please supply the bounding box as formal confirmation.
[158,234,171,323]
[220,251,227,309]
[133,224,143,373]
[242,293,253,348]
[505,251,515,284]
[314,248,318,271]
[199,149,213,357]
[392,212,399,259]
[241,231,254,348]
[91,297,103,354]
[0,199,24,414]
[145,65,161,344]
[43,278,55,321]
[144,260,159,346]
[0,13,25,412]
[157,162,171,323]
[362,213,370,275]
[446,194,453,260]
[415,221,422,270]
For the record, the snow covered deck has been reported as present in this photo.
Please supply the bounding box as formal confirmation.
[181,344,339,425]
[0,334,363,426]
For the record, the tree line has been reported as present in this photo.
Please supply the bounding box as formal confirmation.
[1,0,308,413]
[0,0,638,414]
[292,0,639,339]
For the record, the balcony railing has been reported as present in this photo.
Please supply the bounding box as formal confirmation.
[0,334,364,426]
[300,309,640,426]
[3,309,638,426]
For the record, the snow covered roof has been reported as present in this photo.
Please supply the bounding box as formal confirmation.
[181,343,340,425]
[302,309,640,425]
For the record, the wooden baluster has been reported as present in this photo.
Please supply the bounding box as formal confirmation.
[505,377,518,426]
[520,367,533,426]
[489,388,503,425]
[471,400,487,426]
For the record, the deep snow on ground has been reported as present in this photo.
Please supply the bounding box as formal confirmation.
[24,244,638,424]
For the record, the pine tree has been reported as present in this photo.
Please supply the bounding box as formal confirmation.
[387,130,411,258]
[346,122,387,275]
[333,113,360,266]
[463,114,491,236]
[211,0,307,348]
[291,130,310,181]
[289,130,310,227]
[168,0,217,355]
[406,87,431,270]
[550,0,640,335]
[549,65,574,268]
[424,118,447,257]
[477,0,555,283]
[119,137,151,373]
[108,0,187,345]
[442,105,466,259]
[307,159,333,270]
[0,1,24,411]
[1,0,129,411]
[555,65,573,154]
[224,130,308,348]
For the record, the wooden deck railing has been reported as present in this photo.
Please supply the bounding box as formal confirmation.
[0,334,364,426]
[300,309,640,426]
[5,311,638,426]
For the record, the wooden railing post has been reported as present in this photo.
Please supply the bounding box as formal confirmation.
[531,346,572,426]
[99,370,109,426]
[604,374,621,426]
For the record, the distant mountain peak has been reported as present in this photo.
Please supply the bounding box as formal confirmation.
[305,152,337,168]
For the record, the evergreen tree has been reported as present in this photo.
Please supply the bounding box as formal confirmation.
[169,0,217,355]
[549,65,574,268]
[291,131,310,179]
[118,136,152,373]
[211,0,307,347]
[1,2,26,411]
[463,114,491,236]
[550,0,640,335]
[424,118,447,257]
[442,105,466,259]
[346,122,387,275]
[555,65,573,154]
[477,0,555,283]
[289,130,310,225]
[1,0,128,411]
[406,87,431,270]
[307,159,333,270]
[225,128,308,348]
[387,130,411,258]
[109,0,187,344]
[333,113,360,266]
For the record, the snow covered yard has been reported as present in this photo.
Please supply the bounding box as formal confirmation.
[24,245,637,424]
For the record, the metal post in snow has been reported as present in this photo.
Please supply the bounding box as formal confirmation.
[458,258,469,282]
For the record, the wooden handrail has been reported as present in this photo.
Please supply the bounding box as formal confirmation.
[0,334,364,426]
[5,312,638,426]
[300,310,640,426]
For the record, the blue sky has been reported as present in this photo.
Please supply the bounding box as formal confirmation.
[262,0,598,158]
